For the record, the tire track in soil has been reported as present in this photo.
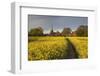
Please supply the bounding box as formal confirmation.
[66,38,78,59]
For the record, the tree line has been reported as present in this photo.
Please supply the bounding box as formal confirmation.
[28,25,88,37]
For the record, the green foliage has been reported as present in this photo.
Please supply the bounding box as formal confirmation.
[28,25,88,37]
[28,27,43,36]
[75,25,88,37]
[62,28,71,36]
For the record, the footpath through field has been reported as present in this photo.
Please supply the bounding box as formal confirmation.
[65,38,78,59]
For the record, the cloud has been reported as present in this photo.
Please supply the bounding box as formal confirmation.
[28,15,88,33]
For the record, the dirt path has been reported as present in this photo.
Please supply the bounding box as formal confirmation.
[66,38,78,59]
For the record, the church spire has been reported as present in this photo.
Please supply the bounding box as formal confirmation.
[50,25,54,34]
[51,25,53,31]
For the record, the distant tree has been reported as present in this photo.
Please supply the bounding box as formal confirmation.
[28,27,43,36]
[75,25,88,37]
[61,27,71,36]
[55,31,61,36]
[56,31,60,34]
[71,31,77,37]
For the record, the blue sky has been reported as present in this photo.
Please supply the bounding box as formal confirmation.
[28,15,88,34]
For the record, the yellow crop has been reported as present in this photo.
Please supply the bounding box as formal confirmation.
[68,37,88,58]
[28,36,88,61]
[28,37,68,61]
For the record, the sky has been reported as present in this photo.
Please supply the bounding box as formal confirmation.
[28,15,88,34]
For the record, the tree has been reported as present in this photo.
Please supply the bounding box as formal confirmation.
[55,31,61,36]
[28,27,43,36]
[61,27,71,36]
[75,25,88,37]
[71,31,77,37]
